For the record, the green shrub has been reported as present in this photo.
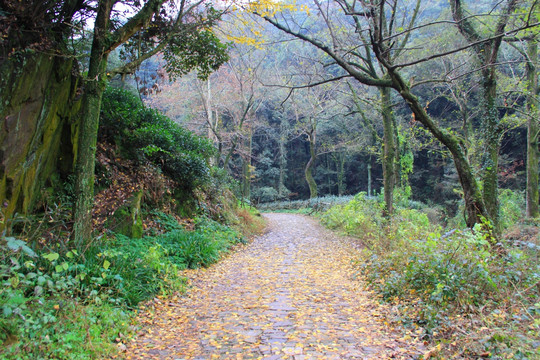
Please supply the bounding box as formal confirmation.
[252,187,279,203]
[89,235,186,306]
[100,87,215,190]
[147,210,184,234]
[159,230,220,269]
[258,195,354,212]
[321,194,438,251]
[0,238,134,359]
[157,218,243,269]
[448,188,526,230]
[1,298,131,360]
[194,216,244,245]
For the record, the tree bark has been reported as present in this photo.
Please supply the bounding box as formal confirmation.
[367,159,372,197]
[526,39,539,218]
[72,0,166,247]
[380,86,396,215]
[336,152,346,196]
[205,79,215,165]
[278,121,288,198]
[305,126,318,199]
[242,127,253,201]
[448,0,519,234]
[480,67,501,231]
[72,0,113,248]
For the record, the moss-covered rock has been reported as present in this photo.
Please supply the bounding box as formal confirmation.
[110,190,143,239]
[0,53,81,229]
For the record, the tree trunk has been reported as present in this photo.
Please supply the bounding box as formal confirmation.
[367,159,372,197]
[380,86,396,215]
[305,128,318,199]
[242,127,253,201]
[447,0,519,235]
[71,0,168,246]
[480,67,501,232]
[278,121,288,198]
[205,79,221,166]
[336,153,346,196]
[526,39,539,218]
[393,114,402,187]
[326,155,332,195]
[388,71,488,227]
[72,0,112,248]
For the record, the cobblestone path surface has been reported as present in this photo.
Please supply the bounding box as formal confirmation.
[124,213,423,359]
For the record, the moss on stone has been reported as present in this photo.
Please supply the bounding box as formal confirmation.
[109,190,144,239]
[0,53,82,229]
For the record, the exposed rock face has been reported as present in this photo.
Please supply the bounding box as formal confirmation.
[0,53,81,227]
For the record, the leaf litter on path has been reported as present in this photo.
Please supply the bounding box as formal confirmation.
[122,213,424,359]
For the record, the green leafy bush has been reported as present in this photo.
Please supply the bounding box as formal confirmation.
[100,87,215,189]
[87,235,186,306]
[252,186,279,203]
[498,189,525,230]
[0,238,133,359]
[448,188,526,230]
[159,230,220,269]
[320,193,435,250]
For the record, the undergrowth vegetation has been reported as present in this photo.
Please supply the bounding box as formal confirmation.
[0,214,251,359]
[319,192,539,359]
[0,86,266,359]
[257,195,354,213]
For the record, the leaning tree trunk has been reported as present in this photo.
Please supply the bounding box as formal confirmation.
[72,0,112,248]
[380,86,396,216]
[367,158,372,197]
[526,39,539,218]
[388,70,488,227]
[447,0,519,235]
[305,128,318,199]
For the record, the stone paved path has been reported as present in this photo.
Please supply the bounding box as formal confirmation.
[124,213,423,359]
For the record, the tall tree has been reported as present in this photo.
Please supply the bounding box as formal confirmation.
[449,0,520,232]
[250,0,421,214]
[525,38,539,218]
[72,0,228,247]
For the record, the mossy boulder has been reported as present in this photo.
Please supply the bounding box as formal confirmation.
[110,190,144,239]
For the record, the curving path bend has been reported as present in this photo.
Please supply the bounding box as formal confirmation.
[124,213,423,360]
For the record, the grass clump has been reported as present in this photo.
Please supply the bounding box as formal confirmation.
[156,217,243,269]
[320,191,539,359]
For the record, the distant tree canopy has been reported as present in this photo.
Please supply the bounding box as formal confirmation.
[0,0,537,243]
[148,0,538,234]
[241,0,539,233]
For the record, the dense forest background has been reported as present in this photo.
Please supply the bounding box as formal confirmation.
[0,0,538,358]
[143,0,538,229]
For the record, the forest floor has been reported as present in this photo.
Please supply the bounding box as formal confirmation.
[122,213,425,359]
